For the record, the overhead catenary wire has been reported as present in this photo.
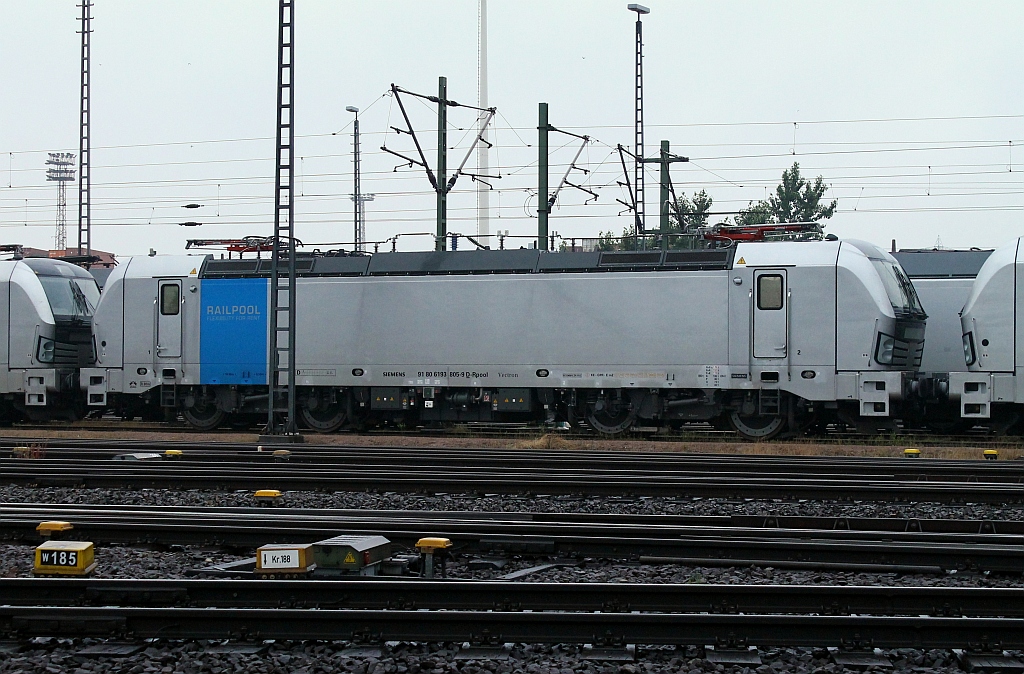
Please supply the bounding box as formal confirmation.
[4,105,1023,251]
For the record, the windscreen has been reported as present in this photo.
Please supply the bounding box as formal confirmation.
[870,258,926,318]
[37,275,100,319]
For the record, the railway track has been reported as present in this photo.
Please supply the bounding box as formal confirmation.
[5,453,1024,502]
[4,504,1024,572]
[3,577,1023,614]
[4,437,1023,479]
[3,605,1024,649]
[5,419,1021,447]
[2,577,1023,615]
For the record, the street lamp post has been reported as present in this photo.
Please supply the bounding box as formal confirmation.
[627,3,649,248]
[346,106,374,253]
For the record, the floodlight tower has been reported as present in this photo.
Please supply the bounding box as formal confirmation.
[628,3,649,246]
[45,153,76,252]
[346,105,374,252]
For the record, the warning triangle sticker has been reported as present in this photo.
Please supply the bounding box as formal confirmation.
[736,257,746,265]
[189,268,197,275]
[344,552,356,563]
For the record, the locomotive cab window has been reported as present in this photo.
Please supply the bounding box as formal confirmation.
[160,284,180,316]
[757,274,784,310]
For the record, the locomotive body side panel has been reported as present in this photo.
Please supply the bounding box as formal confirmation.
[836,246,894,373]
[962,241,1018,374]
[92,262,128,369]
[8,263,55,370]
[121,274,158,387]
[294,271,728,390]
[0,262,12,390]
[727,243,839,401]
[199,277,268,385]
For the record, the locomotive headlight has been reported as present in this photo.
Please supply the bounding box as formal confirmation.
[875,334,895,365]
[963,332,977,366]
[36,337,55,363]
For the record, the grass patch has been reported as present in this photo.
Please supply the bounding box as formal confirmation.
[513,433,587,450]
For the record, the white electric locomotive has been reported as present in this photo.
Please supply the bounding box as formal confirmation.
[83,238,925,439]
[0,255,99,422]
[950,237,1024,430]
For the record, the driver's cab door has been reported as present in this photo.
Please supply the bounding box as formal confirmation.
[752,269,788,360]
[155,280,182,367]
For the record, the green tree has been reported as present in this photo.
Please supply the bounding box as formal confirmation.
[594,230,620,251]
[769,162,837,223]
[671,189,714,231]
[733,162,837,227]
[735,200,773,226]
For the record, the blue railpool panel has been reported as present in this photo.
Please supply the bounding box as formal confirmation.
[199,278,268,385]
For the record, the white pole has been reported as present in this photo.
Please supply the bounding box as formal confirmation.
[477,0,490,245]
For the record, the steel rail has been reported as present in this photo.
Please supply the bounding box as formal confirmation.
[8,501,1024,536]
[4,504,1024,572]
[5,459,1024,502]
[2,419,1014,448]
[3,606,1024,648]
[3,578,1024,617]
[5,439,1024,482]
[2,436,1024,477]
[8,436,1024,473]
[8,454,1024,487]
[4,503,1024,545]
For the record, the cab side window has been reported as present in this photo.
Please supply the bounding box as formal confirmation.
[160,284,180,316]
[757,274,784,310]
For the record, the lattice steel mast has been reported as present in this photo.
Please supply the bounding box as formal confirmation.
[77,1,93,257]
[477,0,490,244]
[267,0,298,436]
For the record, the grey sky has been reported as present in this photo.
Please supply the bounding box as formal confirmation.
[1,1,1022,256]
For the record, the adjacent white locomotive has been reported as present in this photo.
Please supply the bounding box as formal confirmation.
[83,239,925,439]
[0,256,99,422]
[950,238,1024,429]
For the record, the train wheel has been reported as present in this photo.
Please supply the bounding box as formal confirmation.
[182,403,226,431]
[586,405,636,435]
[728,411,785,441]
[299,401,347,433]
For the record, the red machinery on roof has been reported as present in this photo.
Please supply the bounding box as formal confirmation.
[702,222,823,244]
[185,237,292,255]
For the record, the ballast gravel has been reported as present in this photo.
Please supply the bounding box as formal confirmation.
[4,483,1024,521]
[0,542,245,580]
[0,639,1004,674]
[4,484,1024,585]
[3,485,1024,672]
[2,540,1022,589]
